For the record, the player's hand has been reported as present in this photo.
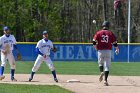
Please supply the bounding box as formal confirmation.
[52,46,57,53]
[115,48,119,55]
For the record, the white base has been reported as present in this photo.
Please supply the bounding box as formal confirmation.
[66,79,80,83]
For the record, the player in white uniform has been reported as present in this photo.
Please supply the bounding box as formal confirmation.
[29,31,58,82]
[0,26,20,81]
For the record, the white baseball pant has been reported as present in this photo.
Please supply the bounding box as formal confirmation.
[98,50,111,71]
[32,55,55,72]
[1,51,16,69]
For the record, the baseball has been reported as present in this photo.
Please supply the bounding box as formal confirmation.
[92,20,96,24]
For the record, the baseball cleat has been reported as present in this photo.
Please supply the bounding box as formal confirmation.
[99,72,104,82]
[54,78,58,82]
[29,78,33,82]
[104,81,109,86]
[0,75,5,80]
[11,77,17,82]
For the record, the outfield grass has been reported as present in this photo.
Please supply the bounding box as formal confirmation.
[0,83,73,93]
[3,61,140,76]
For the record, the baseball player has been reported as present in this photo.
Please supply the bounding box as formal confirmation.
[0,26,20,81]
[92,21,119,86]
[29,30,58,82]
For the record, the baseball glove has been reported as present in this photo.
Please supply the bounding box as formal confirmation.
[4,44,10,54]
[52,46,57,53]
[17,52,22,60]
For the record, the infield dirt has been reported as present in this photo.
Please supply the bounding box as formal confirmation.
[0,74,140,93]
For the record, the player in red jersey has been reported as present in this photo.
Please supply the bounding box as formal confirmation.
[93,21,119,86]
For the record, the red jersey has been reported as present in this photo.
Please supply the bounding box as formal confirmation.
[93,30,117,50]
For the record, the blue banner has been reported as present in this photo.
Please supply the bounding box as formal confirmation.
[14,43,140,62]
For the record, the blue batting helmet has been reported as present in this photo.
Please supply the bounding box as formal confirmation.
[3,26,9,31]
[43,31,48,35]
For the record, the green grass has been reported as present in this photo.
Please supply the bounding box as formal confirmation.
[3,61,140,76]
[0,83,73,93]
[1,62,140,93]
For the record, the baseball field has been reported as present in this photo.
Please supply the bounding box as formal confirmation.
[0,62,140,93]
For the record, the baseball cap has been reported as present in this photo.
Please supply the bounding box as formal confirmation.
[102,21,110,27]
[43,31,48,35]
[3,26,9,31]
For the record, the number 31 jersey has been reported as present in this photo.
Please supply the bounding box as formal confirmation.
[93,30,117,50]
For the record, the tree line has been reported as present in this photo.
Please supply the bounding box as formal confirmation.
[0,0,140,43]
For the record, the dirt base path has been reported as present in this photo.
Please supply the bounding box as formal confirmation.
[0,74,140,93]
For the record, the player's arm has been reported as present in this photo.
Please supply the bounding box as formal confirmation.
[50,42,57,53]
[14,44,19,53]
[14,44,22,60]
[0,37,2,50]
[35,47,44,56]
[36,41,46,58]
[35,47,46,58]
[0,37,7,55]
[112,33,119,54]
[13,36,20,53]
[0,39,5,54]
[93,40,98,50]
[92,34,98,50]
[14,44,21,60]
[113,41,119,55]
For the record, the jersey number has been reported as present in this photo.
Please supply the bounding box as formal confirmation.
[101,35,109,43]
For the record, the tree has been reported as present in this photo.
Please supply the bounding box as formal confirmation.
[0,0,140,43]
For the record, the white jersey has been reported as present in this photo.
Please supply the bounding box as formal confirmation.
[0,34,16,51]
[36,39,53,56]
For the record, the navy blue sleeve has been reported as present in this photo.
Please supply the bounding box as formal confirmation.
[14,44,18,49]
[35,47,44,56]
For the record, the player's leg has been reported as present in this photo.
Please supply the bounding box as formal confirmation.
[29,55,43,81]
[7,53,17,81]
[0,52,7,80]
[98,50,104,82]
[44,56,58,82]
[103,50,111,86]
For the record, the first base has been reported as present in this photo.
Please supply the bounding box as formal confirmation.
[66,79,80,83]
